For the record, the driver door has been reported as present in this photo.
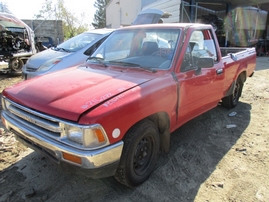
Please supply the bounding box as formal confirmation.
[177,29,225,124]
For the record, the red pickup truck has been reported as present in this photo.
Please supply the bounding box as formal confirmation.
[1,23,256,187]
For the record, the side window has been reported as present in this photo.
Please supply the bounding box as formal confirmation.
[203,39,217,61]
[181,30,218,72]
[181,43,193,71]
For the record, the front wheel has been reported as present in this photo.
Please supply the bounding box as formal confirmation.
[221,78,243,108]
[8,58,24,72]
[115,119,160,187]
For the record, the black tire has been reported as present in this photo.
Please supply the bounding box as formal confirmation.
[115,119,160,187]
[8,58,24,73]
[221,78,243,108]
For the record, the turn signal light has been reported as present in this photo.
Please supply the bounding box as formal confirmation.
[62,152,82,165]
[1,116,6,128]
[95,128,106,142]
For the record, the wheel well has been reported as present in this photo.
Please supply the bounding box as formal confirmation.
[225,71,246,97]
[238,71,247,84]
[146,112,171,153]
[123,112,171,153]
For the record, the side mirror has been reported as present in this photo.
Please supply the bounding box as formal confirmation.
[195,57,214,75]
[197,57,214,68]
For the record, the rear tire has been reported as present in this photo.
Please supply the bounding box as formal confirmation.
[115,119,160,187]
[221,78,243,108]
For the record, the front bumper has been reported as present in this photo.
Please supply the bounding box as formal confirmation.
[1,111,123,179]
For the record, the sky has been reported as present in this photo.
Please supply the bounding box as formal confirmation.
[3,0,97,29]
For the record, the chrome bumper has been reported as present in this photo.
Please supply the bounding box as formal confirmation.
[1,111,123,177]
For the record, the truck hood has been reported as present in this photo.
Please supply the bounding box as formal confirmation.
[26,48,70,69]
[4,65,161,121]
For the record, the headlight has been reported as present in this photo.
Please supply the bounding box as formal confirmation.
[65,124,109,149]
[37,58,62,71]
[1,96,11,110]
[1,96,5,110]
[66,126,83,144]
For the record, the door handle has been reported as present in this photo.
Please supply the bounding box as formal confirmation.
[216,68,223,75]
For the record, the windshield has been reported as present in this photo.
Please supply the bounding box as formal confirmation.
[56,32,101,52]
[89,28,181,70]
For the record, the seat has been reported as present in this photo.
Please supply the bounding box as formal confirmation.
[142,41,159,55]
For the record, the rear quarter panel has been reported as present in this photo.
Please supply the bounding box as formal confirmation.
[221,47,256,93]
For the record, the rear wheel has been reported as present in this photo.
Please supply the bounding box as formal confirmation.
[115,119,160,187]
[221,78,243,108]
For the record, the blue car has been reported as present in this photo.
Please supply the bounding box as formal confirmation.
[22,29,114,80]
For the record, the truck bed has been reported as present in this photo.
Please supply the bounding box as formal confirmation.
[220,47,253,57]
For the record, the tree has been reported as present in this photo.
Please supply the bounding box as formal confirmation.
[57,0,86,38]
[92,0,109,29]
[34,0,88,40]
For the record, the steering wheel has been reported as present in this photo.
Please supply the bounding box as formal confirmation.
[151,48,172,58]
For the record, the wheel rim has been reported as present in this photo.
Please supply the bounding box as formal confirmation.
[232,81,240,104]
[9,58,23,72]
[133,135,154,176]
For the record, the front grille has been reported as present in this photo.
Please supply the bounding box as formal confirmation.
[12,129,59,164]
[5,98,63,139]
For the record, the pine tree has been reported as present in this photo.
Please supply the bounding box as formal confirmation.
[92,0,109,29]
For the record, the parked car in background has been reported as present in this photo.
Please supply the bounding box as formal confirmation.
[22,29,114,80]
[0,12,37,73]
[36,36,54,48]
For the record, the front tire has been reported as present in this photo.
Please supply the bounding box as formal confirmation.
[8,58,24,72]
[115,119,160,187]
[221,78,243,108]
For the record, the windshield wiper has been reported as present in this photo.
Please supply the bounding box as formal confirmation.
[109,60,157,73]
[138,66,157,73]
[109,60,140,67]
[54,47,71,52]
[87,56,108,67]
